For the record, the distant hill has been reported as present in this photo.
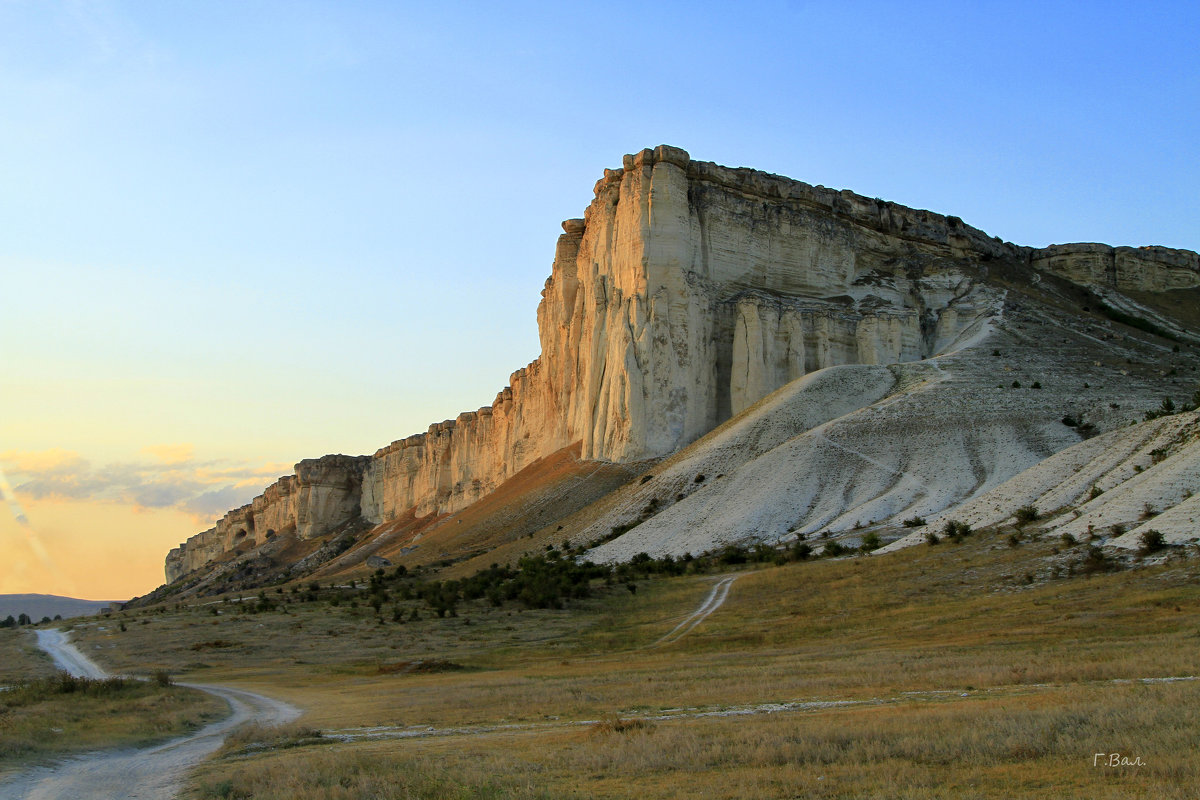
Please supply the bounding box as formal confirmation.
[0,594,117,622]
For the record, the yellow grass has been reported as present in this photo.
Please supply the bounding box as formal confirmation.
[0,629,56,683]
[32,531,1200,797]
[0,674,227,774]
[186,681,1200,799]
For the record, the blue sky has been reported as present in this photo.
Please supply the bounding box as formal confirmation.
[1,0,1196,596]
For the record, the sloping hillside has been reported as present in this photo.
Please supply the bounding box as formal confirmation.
[577,276,1198,562]
[880,410,1200,554]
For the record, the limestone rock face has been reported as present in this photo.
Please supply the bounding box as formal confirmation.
[358,146,1015,527]
[165,454,368,581]
[1032,244,1200,292]
[165,145,1200,582]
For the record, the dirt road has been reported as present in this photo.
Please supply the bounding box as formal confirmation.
[34,629,108,679]
[653,574,738,647]
[0,629,299,800]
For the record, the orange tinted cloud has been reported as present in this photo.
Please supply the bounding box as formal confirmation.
[0,496,198,599]
[0,448,86,474]
[0,448,292,522]
[140,442,196,465]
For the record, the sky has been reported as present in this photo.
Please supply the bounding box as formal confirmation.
[1,0,1197,600]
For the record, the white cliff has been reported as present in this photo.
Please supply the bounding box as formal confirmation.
[166,145,1200,582]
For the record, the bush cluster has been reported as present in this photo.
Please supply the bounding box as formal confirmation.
[2,673,136,706]
[0,612,57,628]
[1014,505,1040,526]
[207,526,880,624]
[943,520,972,543]
[391,538,847,616]
[1139,529,1167,555]
[1143,389,1200,421]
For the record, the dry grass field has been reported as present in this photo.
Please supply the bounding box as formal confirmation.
[37,529,1200,797]
[0,671,227,775]
[0,629,57,684]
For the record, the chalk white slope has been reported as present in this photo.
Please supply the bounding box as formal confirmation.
[879,411,1200,553]
[584,291,1196,563]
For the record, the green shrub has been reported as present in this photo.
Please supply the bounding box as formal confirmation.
[943,520,972,542]
[1144,396,1177,421]
[822,541,848,557]
[902,516,926,528]
[1014,505,1040,525]
[1080,545,1118,575]
[1139,529,1166,555]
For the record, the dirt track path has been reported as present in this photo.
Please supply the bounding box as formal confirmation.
[33,628,108,679]
[653,573,738,647]
[0,630,299,800]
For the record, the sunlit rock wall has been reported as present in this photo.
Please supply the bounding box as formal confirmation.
[165,455,368,581]
[167,146,1200,581]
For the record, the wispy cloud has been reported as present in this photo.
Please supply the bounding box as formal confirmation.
[185,485,259,518]
[141,442,195,465]
[0,447,291,524]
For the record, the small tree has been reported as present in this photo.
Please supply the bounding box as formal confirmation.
[943,520,972,542]
[1014,506,1040,526]
[1139,529,1166,555]
[1145,396,1177,421]
[823,541,848,557]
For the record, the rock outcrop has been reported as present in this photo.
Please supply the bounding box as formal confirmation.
[166,145,1200,582]
[166,455,368,581]
[1032,244,1200,293]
